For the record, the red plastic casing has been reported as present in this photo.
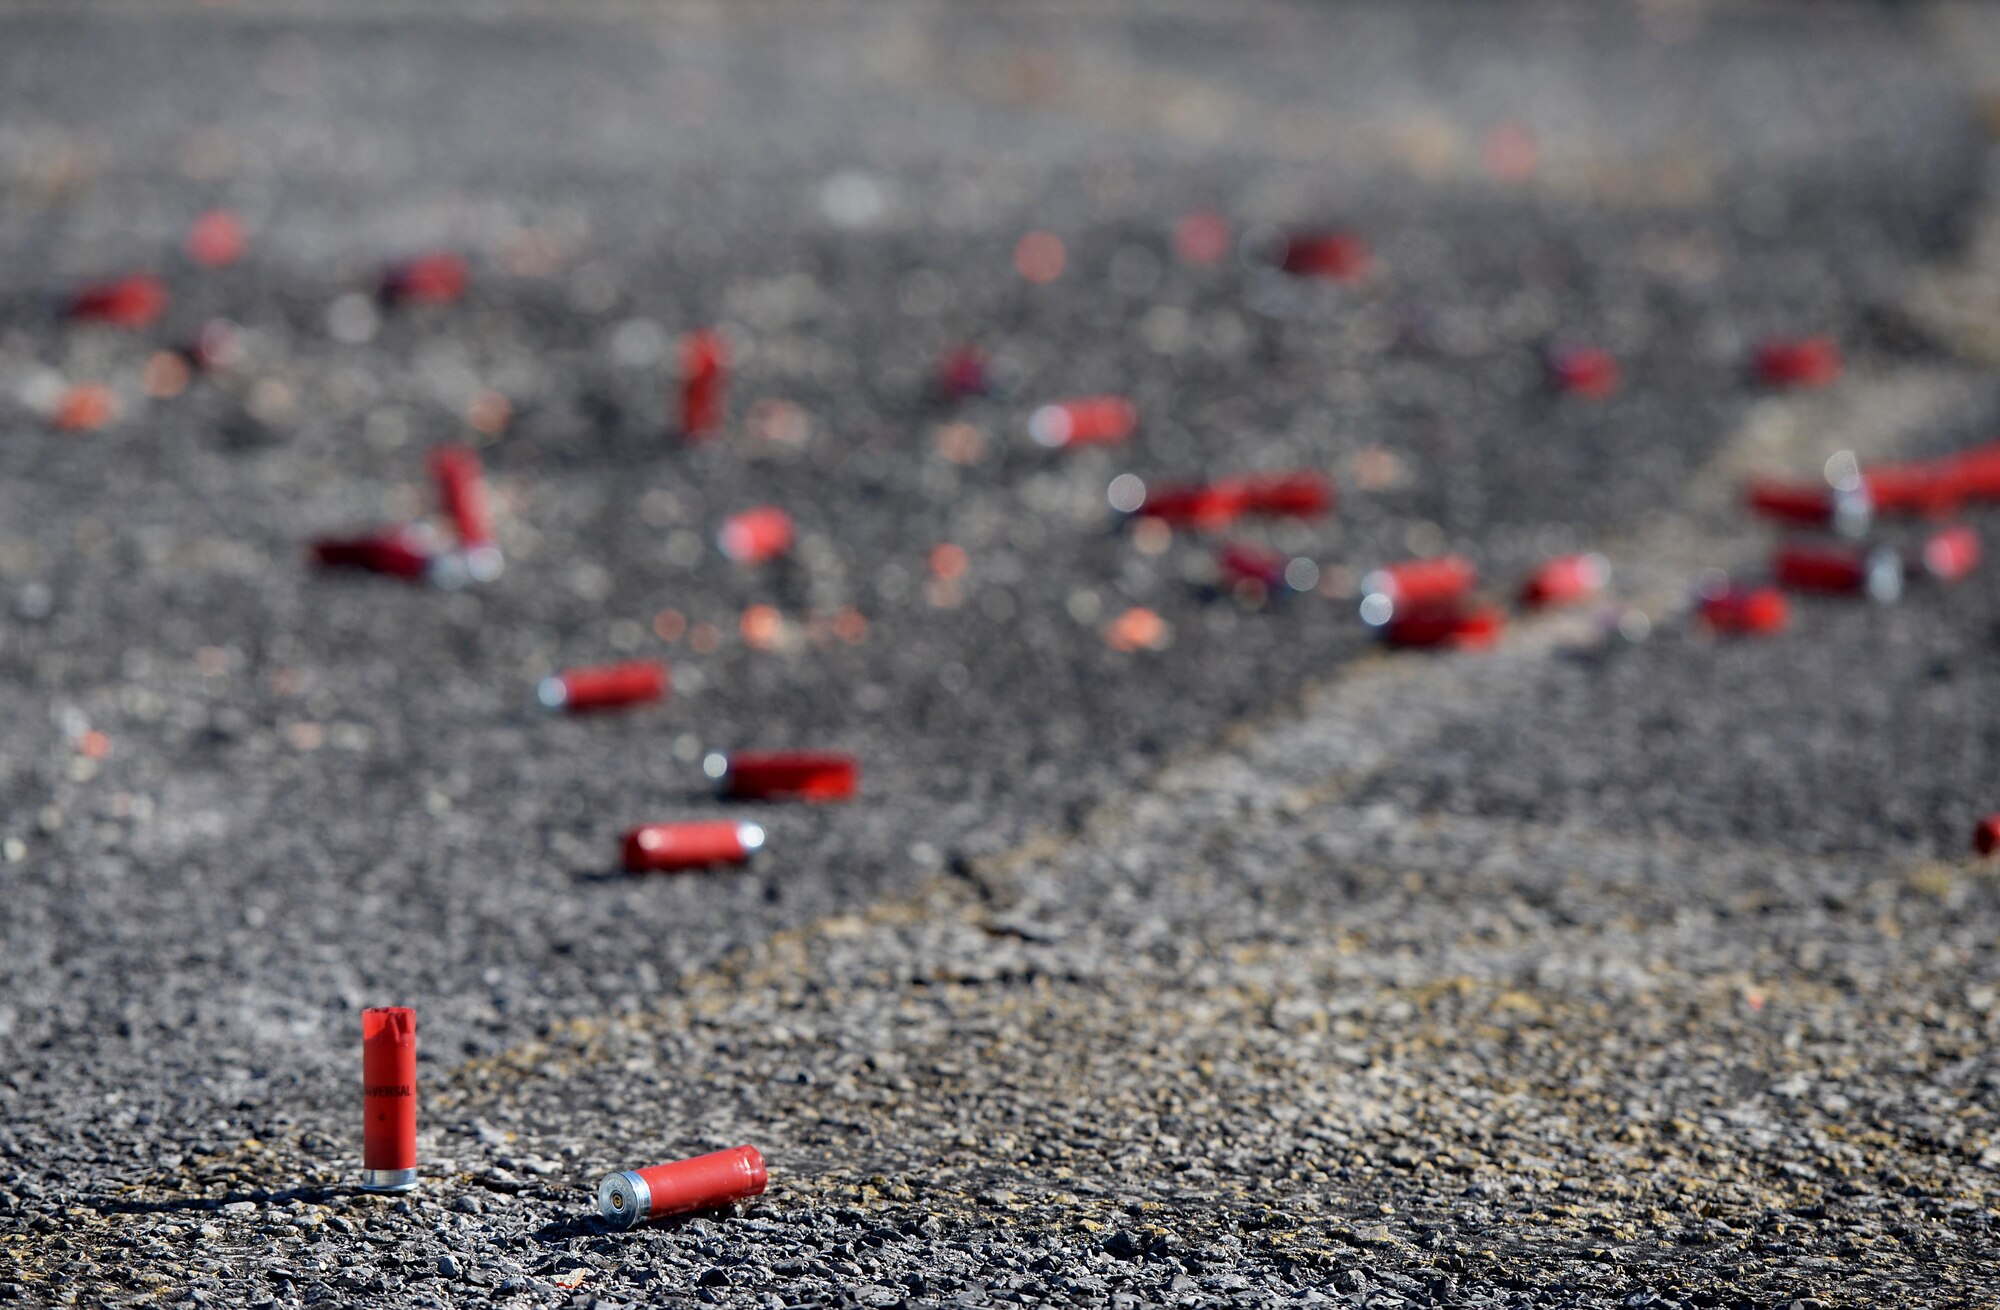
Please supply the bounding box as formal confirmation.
[1976,816,2000,857]
[636,1146,767,1220]
[1216,541,1290,591]
[429,444,493,551]
[381,252,468,306]
[622,822,753,873]
[69,275,168,329]
[681,330,729,437]
[1745,480,1837,527]
[1923,525,1981,581]
[718,507,795,564]
[1279,232,1370,282]
[553,661,668,712]
[312,530,434,582]
[1029,396,1137,449]
[1547,347,1620,399]
[1753,336,1841,388]
[936,346,990,399]
[361,1008,418,1174]
[1519,553,1608,608]
[1772,544,1881,595]
[718,751,858,802]
[1698,586,1790,635]
[1383,604,1504,651]
[1143,472,1334,529]
[1364,555,1477,609]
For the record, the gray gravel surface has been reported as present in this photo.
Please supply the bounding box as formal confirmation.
[4,2,2000,1306]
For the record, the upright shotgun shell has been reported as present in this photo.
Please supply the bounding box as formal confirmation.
[361,1007,418,1192]
[704,750,858,802]
[680,330,729,437]
[428,443,502,582]
[597,1146,767,1228]
[1029,396,1136,450]
[622,821,765,873]
[537,661,668,713]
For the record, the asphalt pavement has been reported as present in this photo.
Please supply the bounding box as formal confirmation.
[3,2,2000,1306]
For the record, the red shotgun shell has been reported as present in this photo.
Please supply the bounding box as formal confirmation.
[537,661,668,713]
[1745,478,1873,537]
[312,527,438,583]
[936,345,992,399]
[68,274,168,329]
[622,821,765,873]
[1546,346,1620,399]
[1922,525,1981,581]
[718,506,795,564]
[1029,396,1137,450]
[1138,471,1335,529]
[1359,555,1477,624]
[1697,584,1790,636]
[704,750,858,802]
[380,251,468,306]
[186,209,248,268]
[1520,553,1610,608]
[1772,542,1902,602]
[1753,336,1841,389]
[680,329,729,437]
[1940,440,2000,503]
[1382,603,1504,651]
[361,1007,418,1192]
[597,1146,767,1227]
[428,443,502,582]
[1216,541,1317,596]
[1976,815,2000,857]
[1278,231,1371,282]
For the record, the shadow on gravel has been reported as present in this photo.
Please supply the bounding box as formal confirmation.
[92,1183,360,1215]
[530,1215,606,1243]
[532,1207,748,1244]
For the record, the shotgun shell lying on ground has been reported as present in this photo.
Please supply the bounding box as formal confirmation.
[621,821,765,873]
[1029,396,1137,449]
[597,1146,767,1228]
[537,661,668,713]
[704,750,858,802]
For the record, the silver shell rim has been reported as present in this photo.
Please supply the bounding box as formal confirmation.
[596,1170,651,1227]
[360,1167,419,1193]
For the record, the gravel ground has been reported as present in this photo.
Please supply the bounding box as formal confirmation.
[4,2,2000,1306]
